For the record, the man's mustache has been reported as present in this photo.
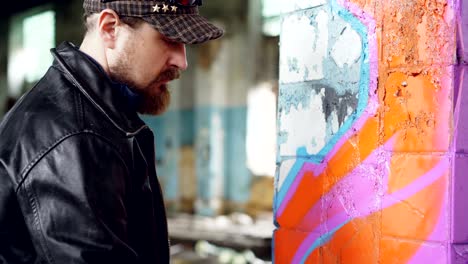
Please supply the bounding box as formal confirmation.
[156,68,181,83]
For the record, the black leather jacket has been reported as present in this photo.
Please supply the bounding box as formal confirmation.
[0,42,169,263]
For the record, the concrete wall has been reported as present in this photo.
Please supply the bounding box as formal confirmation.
[275,0,466,263]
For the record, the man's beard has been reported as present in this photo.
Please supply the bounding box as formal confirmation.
[132,68,180,115]
[109,60,180,115]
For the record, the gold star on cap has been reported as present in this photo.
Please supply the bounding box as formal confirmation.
[171,5,178,13]
[152,4,160,13]
[162,4,169,12]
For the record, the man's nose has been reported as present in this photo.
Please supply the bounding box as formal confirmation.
[169,44,188,71]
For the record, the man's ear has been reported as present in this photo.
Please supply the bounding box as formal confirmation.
[97,9,121,49]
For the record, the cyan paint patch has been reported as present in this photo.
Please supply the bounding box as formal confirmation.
[195,106,251,202]
[140,113,180,201]
[142,106,251,211]
[195,107,224,202]
[278,82,313,116]
[140,115,164,158]
[180,109,195,146]
[224,107,251,203]
[299,220,350,263]
[278,1,369,163]
[274,156,307,215]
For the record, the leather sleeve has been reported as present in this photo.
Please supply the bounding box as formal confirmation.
[16,132,137,264]
[0,161,36,262]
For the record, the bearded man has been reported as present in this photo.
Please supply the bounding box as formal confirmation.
[0,0,223,263]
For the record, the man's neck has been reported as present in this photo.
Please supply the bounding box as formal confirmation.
[77,39,142,112]
[79,34,110,74]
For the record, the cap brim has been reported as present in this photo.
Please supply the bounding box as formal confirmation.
[142,14,224,44]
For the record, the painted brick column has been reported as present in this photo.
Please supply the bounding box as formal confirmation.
[193,33,252,215]
[452,1,468,262]
[193,39,229,216]
[274,0,466,263]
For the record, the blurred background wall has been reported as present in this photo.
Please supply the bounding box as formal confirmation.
[0,0,279,262]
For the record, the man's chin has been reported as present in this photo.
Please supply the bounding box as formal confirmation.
[137,106,168,116]
[136,98,169,115]
[136,88,171,116]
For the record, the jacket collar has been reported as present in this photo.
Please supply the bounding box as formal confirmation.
[51,41,147,137]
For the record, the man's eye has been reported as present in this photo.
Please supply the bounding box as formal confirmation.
[167,40,178,46]
[163,37,178,46]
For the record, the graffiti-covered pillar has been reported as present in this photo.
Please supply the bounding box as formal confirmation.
[275,0,467,263]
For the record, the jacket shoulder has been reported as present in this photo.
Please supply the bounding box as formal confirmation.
[0,66,112,186]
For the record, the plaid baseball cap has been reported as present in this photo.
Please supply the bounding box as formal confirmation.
[83,0,224,44]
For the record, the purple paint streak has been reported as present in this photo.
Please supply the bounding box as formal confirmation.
[459,0,468,63]
[291,138,393,263]
[452,155,468,243]
[451,243,468,263]
[381,158,449,209]
[409,202,448,263]
[292,152,449,262]
[409,243,447,264]
[454,66,468,153]
[452,66,468,246]
[297,139,393,231]
[452,0,468,250]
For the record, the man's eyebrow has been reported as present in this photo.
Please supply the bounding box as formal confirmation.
[161,34,180,44]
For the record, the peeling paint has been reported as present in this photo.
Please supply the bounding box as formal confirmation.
[321,85,358,128]
[278,82,359,157]
[280,9,328,83]
[383,0,455,67]
[278,1,368,161]
[280,0,327,14]
[279,87,327,155]
[331,26,363,68]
